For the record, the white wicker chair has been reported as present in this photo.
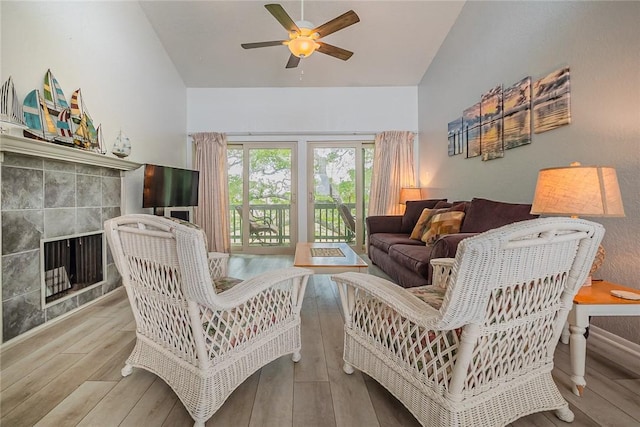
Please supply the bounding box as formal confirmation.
[104,214,312,427]
[333,217,604,426]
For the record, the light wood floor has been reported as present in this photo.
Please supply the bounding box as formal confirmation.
[2,254,639,426]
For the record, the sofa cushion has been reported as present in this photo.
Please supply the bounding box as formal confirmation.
[460,198,537,233]
[421,211,465,244]
[389,244,434,278]
[368,246,430,288]
[370,233,424,253]
[433,200,452,209]
[434,200,471,210]
[401,199,447,233]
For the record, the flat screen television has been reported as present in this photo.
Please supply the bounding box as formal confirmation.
[143,164,200,208]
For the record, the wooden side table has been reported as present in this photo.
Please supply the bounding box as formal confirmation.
[560,280,640,396]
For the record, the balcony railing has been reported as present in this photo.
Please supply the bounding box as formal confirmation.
[230,203,356,246]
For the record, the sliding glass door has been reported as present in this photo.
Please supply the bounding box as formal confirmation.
[308,142,374,251]
[228,143,297,253]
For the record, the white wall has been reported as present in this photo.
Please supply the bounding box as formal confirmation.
[418,1,640,344]
[1,1,187,213]
[188,86,418,241]
[188,87,417,133]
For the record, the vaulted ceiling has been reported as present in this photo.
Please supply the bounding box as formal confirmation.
[139,1,464,88]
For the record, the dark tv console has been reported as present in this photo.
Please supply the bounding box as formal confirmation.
[153,207,193,222]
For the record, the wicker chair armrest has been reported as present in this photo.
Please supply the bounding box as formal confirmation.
[208,267,312,310]
[332,272,440,327]
[430,258,455,289]
[207,252,229,280]
[334,272,462,391]
[198,267,312,361]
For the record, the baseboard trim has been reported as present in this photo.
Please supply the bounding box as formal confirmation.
[589,325,640,359]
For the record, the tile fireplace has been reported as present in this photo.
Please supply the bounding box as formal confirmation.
[0,134,140,343]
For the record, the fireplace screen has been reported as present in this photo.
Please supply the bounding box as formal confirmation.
[43,232,104,304]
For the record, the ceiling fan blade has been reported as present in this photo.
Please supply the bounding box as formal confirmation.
[312,10,359,38]
[285,54,301,69]
[316,42,353,61]
[265,4,300,33]
[241,40,287,49]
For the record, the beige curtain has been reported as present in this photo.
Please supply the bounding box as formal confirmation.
[368,131,416,216]
[192,132,231,252]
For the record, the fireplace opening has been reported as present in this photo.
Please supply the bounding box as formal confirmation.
[42,232,104,305]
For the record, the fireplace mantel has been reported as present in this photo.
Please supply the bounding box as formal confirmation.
[0,133,140,171]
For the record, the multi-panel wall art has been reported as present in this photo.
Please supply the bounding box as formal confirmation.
[503,76,532,149]
[533,67,571,133]
[448,66,570,161]
[480,85,504,161]
[447,117,463,156]
[463,103,481,158]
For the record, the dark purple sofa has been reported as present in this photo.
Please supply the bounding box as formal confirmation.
[366,198,538,288]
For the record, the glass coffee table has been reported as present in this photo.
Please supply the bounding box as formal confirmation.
[293,242,368,274]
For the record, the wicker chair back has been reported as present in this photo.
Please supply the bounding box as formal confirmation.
[105,214,312,427]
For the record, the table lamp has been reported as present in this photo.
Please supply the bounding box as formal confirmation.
[399,187,423,205]
[530,162,625,285]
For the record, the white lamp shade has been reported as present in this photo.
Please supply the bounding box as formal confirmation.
[399,187,423,204]
[531,164,625,217]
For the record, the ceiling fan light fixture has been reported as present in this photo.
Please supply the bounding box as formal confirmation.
[287,35,318,58]
[241,4,360,68]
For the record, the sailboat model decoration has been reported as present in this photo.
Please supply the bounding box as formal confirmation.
[96,124,106,154]
[43,69,68,112]
[43,69,74,145]
[111,130,131,158]
[22,69,74,145]
[70,88,100,151]
[23,89,58,142]
[0,76,27,133]
[17,69,108,155]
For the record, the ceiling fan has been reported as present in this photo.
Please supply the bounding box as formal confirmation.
[241,3,360,69]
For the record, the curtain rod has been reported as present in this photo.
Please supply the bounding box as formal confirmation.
[188,131,417,137]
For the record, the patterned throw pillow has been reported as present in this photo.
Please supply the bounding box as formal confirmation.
[213,277,242,293]
[410,208,436,240]
[421,211,465,245]
[408,285,447,310]
[400,199,448,233]
[410,203,467,241]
